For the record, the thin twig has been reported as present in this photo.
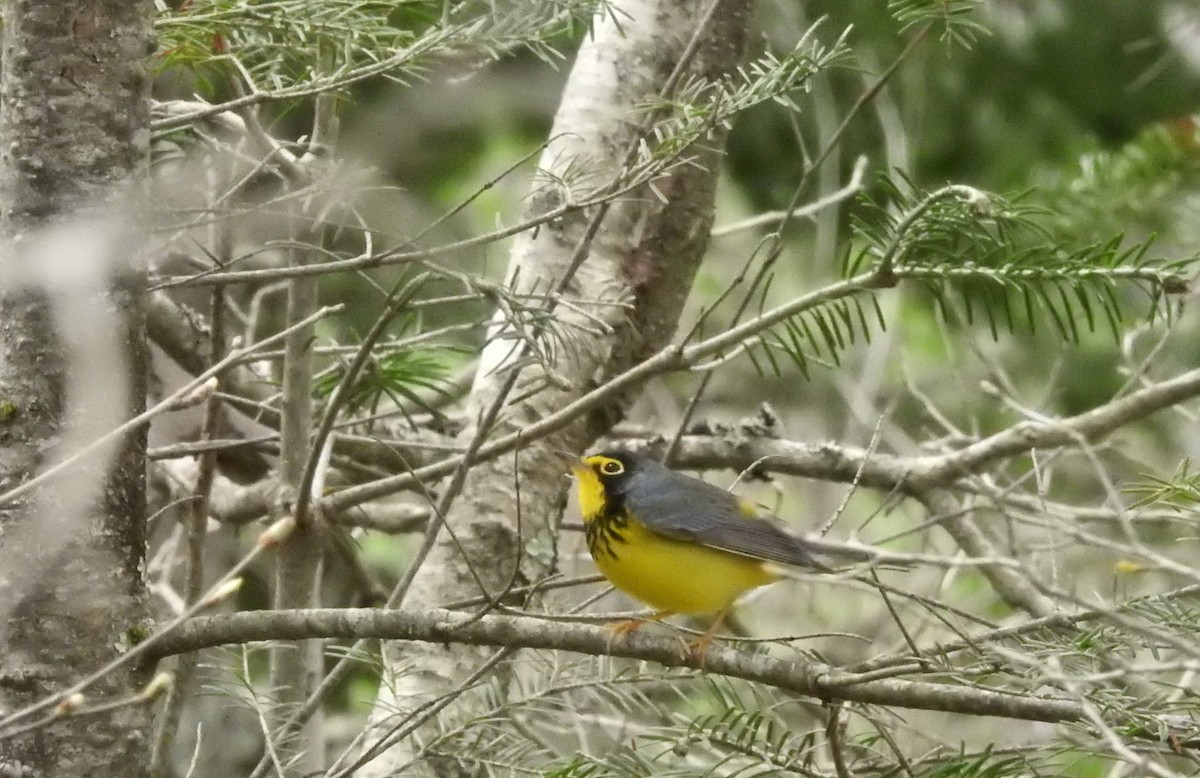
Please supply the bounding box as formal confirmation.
[147,195,231,776]
[0,305,343,510]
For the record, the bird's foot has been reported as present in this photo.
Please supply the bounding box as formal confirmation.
[681,633,717,666]
[603,611,673,653]
[604,619,650,638]
[601,611,724,667]
[681,607,732,668]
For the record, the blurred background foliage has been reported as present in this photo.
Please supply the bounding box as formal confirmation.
[154,0,1200,415]
[151,0,1200,638]
[147,1,1200,773]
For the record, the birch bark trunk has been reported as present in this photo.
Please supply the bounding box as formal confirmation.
[357,0,750,773]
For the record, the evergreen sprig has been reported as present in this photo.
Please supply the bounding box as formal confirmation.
[863,183,1191,342]
[155,0,599,102]
[1128,458,1200,509]
[888,0,988,48]
[641,25,852,164]
[736,178,1194,380]
[310,324,457,420]
[1041,121,1200,246]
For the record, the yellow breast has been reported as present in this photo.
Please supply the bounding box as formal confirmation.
[590,517,777,615]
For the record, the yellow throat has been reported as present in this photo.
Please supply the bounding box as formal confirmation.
[570,457,612,524]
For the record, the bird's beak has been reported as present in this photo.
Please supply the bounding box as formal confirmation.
[551,449,588,478]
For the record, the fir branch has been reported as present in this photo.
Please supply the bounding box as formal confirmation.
[154,0,601,131]
[146,606,1086,724]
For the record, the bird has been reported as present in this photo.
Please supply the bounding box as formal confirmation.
[570,449,826,659]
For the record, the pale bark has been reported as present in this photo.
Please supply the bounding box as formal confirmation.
[0,1,153,775]
[268,226,326,775]
[357,0,750,773]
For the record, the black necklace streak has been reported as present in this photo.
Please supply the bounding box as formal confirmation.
[584,491,629,562]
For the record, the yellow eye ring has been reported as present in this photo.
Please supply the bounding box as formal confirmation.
[600,460,624,475]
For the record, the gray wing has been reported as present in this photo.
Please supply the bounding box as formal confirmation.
[625,463,825,570]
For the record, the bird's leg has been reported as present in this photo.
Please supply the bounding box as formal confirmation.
[682,605,732,666]
[604,611,674,654]
[605,610,673,638]
[605,611,696,659]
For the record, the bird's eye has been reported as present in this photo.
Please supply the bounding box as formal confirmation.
[600,460,624,475]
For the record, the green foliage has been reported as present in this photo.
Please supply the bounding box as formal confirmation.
[311,342,454,419]
[888,0,987,48]
[409,662,677,775]
[918,747,1043,778]
[1128,459,1200,509]
[155,0,599,103]
[746,292,884,380]
[529,673,819,777]
[857,180,1192,338]
[644,25,852,164]
[738,176,1195,382]
[1041,121,1200,245]
[157,1,411,80]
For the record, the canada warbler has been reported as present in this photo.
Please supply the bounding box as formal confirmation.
[571,449,825,655]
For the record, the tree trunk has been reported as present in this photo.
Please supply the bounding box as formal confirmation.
[357,0,750,773]
[0,1,153,775]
